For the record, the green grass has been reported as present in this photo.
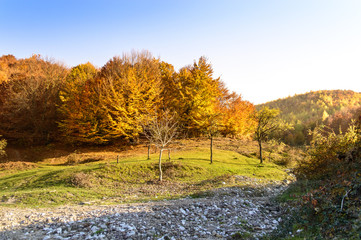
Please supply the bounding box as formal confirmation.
[0,147,289,207]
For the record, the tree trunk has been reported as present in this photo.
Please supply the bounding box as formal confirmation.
[168,149,171,161]
[259,141,263,164]
[210,135,213,164]
[158,148,163,181]
[147,144,151,160]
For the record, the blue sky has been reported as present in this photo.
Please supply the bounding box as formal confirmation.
[1,0,360,104]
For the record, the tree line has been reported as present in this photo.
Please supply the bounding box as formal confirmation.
[0,51,256,146]
[258,90,361,146]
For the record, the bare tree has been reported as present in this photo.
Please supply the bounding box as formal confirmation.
[143,111,178,181]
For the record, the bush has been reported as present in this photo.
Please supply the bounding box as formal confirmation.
[65,153,82,165]
[267,140,302,167]
[0,136,6,158]
[70,172,93,188]
[277,121,361,239]
[295,124,359,180]
[65,153,102,165]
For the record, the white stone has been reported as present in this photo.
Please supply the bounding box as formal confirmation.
[179,208,186,215]
[91,226,99,233]
[126,230,136,237]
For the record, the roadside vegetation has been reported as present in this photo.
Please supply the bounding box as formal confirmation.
[270,120,361,239]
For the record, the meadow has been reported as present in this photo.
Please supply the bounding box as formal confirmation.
[0,139,290,207]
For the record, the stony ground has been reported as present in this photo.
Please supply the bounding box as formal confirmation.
[0,178,290,240]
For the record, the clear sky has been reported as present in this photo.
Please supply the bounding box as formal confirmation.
[1,0,360,104]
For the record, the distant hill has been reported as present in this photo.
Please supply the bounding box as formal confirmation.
[257,90,361,145]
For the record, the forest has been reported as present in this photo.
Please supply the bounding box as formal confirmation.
[0,52,255,146]
[1,52,360,149]
[259,90,361,145]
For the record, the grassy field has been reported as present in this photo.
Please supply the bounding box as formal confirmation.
[0,140,292,207]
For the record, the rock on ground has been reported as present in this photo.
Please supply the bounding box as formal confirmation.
[0,181,289,240]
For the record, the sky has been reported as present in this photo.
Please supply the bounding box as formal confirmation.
[1,0,360,104]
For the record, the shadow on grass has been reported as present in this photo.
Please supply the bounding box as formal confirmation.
[113,158,154,164]
[0,164,106,191]
[117,157,210,164]
[0,169,70,190]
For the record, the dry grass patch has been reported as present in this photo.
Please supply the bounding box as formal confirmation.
[64,153,103,165]
[0,162,37,171]
[69,172,95,188]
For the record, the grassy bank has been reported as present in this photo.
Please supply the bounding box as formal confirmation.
[0,146,290,207]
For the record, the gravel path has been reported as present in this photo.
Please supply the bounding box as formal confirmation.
[0,182,289,240]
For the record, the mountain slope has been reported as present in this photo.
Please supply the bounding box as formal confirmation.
[258,90,361,144]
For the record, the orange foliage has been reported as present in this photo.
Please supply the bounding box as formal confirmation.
[0,52,257,145]
[219,92,256,138]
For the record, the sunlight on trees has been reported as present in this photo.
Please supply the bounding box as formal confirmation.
[254,107,282,164]
[0,52,256,146]
[58,62,98,143]
[0,54,68,144]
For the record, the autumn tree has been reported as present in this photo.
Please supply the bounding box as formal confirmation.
[159,61,177,110]
[170,57,222,136]
[254,107,282,163]
[0,55,68,144]
[175,57,224,161]
[0,55,17,84]
[324,106,361,135]
[142,111,178,181]
[58,63,98,143]
[159,57,256,156]
[57,51,162,144]
[219,91,256,138]
[94,51,162,143]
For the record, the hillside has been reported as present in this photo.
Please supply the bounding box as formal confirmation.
[258,90,361,145]
[0,138,292,207]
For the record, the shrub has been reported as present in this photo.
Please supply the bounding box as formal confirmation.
[65,153,82,165]
[0,136,6,158]
[295,124,358,180]
[70,172,93,188]
[278,121,361,239]
[65,153,102,165]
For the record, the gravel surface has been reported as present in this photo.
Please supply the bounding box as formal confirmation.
[0,180,290,240]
